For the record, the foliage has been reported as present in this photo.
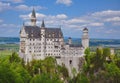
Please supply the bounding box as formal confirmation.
[9,52,21,63]
[82,47,120,83]
[0,47,120,83]
[30,73,62,83]
[57,64,69,79]
[0,52,67,83]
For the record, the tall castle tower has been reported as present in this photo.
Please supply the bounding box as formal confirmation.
[31,8,36,26]
[68,37,72,45]
[41,20,46,59]
[82,27,89,49]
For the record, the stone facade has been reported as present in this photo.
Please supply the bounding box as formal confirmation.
[19,9,89,76]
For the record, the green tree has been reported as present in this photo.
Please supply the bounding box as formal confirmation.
[9,52,21,63]
[84,48,90,63]
[57,64,69,79]
[103,48,111,58]
[76,73,89,83]
[10,63,31,83]
[0,62,16,83]
[105,63,120,83]
[30,73,63,83]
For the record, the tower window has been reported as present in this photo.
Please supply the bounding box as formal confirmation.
[69,60,72,64]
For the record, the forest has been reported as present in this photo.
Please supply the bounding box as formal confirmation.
[0,47,120,83]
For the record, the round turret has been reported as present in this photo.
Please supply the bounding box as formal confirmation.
[83,27,88,33]
[68,37,72,45]
[82,27,89,49]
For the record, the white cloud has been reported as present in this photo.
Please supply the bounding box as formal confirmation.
[0,2,11,11]
[56,0,72,6]
[0,1,46,12]
[15,5,29,11]
[15,5,46,11]
[36,13,46,19]
[0,23,20,28]
[19,10,120,34]
[92,10,120,17]
[20,13,67,21]
[89,22,104,27]
[66,18,89,24]
[20,13,46,20]
[56,14,67,19]
[104,17,120,22]
[19,15,29,20]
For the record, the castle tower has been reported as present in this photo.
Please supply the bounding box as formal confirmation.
[31,8,36,26]
[19,22,26,53]
[41,20,46,59]
[82,27,89,49]
[68,37,72,45]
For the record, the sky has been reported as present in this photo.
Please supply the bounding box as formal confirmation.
[0,0,120,39]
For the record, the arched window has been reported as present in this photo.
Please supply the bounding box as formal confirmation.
[69,60,72,64]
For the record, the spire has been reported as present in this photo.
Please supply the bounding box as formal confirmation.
[31,8,36,18]
[31,8,36,26]
[41,20,45,28]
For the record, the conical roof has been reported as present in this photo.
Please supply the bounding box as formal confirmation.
[31,8,36,18]
[83,27,88,31]
[41,20,45,27]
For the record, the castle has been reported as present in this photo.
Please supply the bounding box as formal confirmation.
[19,9,89,76]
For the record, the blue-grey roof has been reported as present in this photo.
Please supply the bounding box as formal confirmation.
[21,26,63,38]
[83,27,88,31]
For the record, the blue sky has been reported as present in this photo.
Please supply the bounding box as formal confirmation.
[0,0,120,39]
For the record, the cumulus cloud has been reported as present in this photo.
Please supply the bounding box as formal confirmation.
[36,13,46,19]
[20,13,68,27]
[20,13,46,20]
[56,14,67,19]
[0,2,11,11]
[19,10,120,34]
[20,13,67,21]
[104,17,120,22]
[0,23,20,28]
[56,0,72,6]
[92,10,120,17]
[89,22,104,27]
[1,9,120,38]
[0,1,46,12]
[66,18,89,24]
[15,5,46,11]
